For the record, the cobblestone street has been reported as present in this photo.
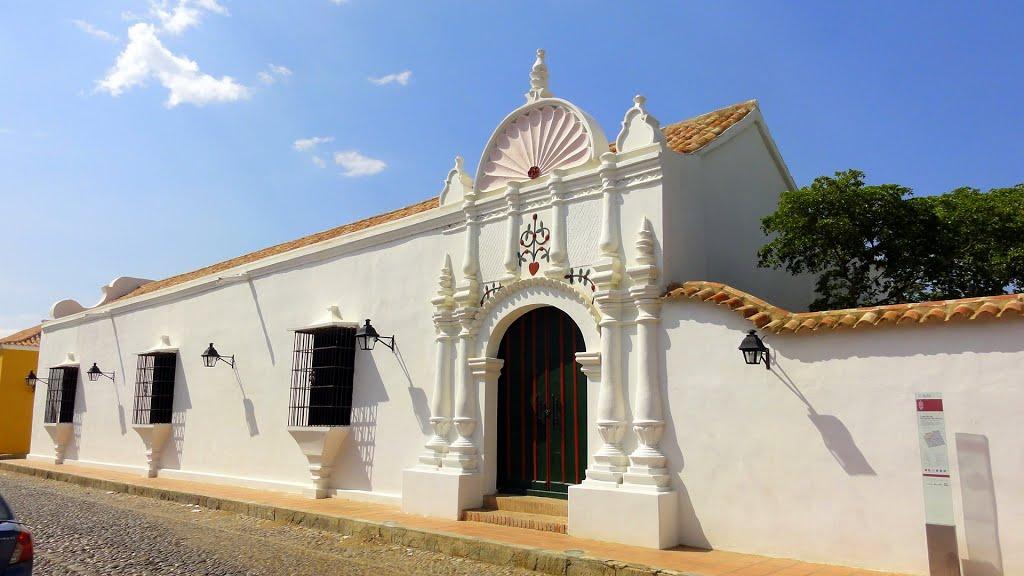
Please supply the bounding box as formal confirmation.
[0,471,539,576]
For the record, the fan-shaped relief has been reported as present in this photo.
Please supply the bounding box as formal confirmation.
[477,105,592,191]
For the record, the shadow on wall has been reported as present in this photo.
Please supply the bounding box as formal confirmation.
[233,364,259,437]
[109,316,129,435]
[330,349,392,491]
[395,343,432,435]
[772,359,876,476]
[658,325,710,550]
[248,279,276,366]
[163,357,192,471]
[956,433,1004,576]
[66,375,86,462]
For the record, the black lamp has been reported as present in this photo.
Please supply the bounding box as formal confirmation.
[738,329,770,369]
[86,362,115,382]
[355,319,395,351]
[25,370,46,389]
[201,342,235,368]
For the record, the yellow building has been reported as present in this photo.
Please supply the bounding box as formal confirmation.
[0,325,40,456]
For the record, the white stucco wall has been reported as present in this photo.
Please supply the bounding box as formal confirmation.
[31,215,463,502]
[661,300,1023,574]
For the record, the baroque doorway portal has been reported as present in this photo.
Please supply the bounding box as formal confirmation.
[496,306,586,498]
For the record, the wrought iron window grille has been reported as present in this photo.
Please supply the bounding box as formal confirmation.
[288,326,356,427]
[133,353,177,425]
[43,367,79,424]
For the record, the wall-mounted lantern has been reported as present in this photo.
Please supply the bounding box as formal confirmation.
[355,319,395,351]
[201,342,235,368]
[86,362,116,382]
[25,370,47,390]
[739,329,770,369]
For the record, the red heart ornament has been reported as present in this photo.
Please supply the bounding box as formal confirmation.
[528,262,540,276]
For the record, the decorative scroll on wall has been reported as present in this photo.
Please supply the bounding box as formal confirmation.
[519,213,550,276]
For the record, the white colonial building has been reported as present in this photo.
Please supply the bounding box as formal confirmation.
[29,52,1024,575]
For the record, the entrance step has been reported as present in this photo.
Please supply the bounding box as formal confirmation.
[461,494,568,534]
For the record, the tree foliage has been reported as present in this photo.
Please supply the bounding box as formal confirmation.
[758,170,1024,311]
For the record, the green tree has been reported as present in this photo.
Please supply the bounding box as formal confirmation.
[758,170,1024,311]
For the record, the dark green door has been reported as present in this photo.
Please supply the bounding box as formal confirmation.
[496,306,587,498]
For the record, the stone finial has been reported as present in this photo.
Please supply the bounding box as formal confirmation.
[438,254,454,298]
[636,217,655,267]
[615,94,665,154]
[525,49,552,102]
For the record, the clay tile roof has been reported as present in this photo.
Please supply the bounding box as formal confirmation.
[118,197,439,302]
[665,281,1024,334]
[0,324,42,348]
[609,99,758,154]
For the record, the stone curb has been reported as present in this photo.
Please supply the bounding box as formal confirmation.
[0,461,702,576]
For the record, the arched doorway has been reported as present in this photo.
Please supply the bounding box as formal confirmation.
[496,305,586,498]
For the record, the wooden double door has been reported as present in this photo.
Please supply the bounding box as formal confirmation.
[496,306,587,498]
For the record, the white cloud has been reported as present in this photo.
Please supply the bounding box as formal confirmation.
[259,63,292,85]
[334,150,386,177]
[0,128,12,135]
[72,19,119,42]
[150,0,228,35]
[329,0,349,4]
[312,155,326,168]
[369,70,412,86]
[97,23,249,107]
[293,136,333,152]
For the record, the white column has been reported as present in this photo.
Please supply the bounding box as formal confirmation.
[421,327,454,467]
[584,292,628,485]
[502,182,522,283]
[623,216,670,490]
[545,169,569,279]
[623,289,670,490]
[445,324,479,471]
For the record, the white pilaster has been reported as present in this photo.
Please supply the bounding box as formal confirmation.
[585,292,629,486]
[544,169,569,279]
[592,152,623,288]
[455,191,480,306]
[502,182,522,283]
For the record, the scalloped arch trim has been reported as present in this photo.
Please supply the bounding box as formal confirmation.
[472,277,601,356]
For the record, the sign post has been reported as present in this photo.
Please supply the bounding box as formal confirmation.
[915,393,961,576]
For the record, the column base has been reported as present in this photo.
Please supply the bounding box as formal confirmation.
[402,467,482,520]
[568,483,679,549]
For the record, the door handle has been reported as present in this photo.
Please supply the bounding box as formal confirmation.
[535,395,549,425]
[551,393,561,429]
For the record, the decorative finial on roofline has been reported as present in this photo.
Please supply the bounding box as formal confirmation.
[525,48,552,102]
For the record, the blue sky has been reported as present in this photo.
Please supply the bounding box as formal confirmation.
[2,1,1022,336]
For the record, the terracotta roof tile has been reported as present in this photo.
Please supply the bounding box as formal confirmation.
[609,100,757,154]
[119,197,439,302]
[0,324,41,348]
[112,102,755,307]
[665,281,1024,334]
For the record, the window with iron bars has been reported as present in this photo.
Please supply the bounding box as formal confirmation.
[43,366,79,424]
[133,352,177,425]
[288,326,356,427]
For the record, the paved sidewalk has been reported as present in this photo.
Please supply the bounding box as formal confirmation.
[0,459,904,576]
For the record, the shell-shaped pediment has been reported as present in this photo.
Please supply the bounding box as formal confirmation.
[476,103,600,192]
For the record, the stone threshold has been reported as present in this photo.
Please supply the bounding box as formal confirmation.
[0,460,906,576]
